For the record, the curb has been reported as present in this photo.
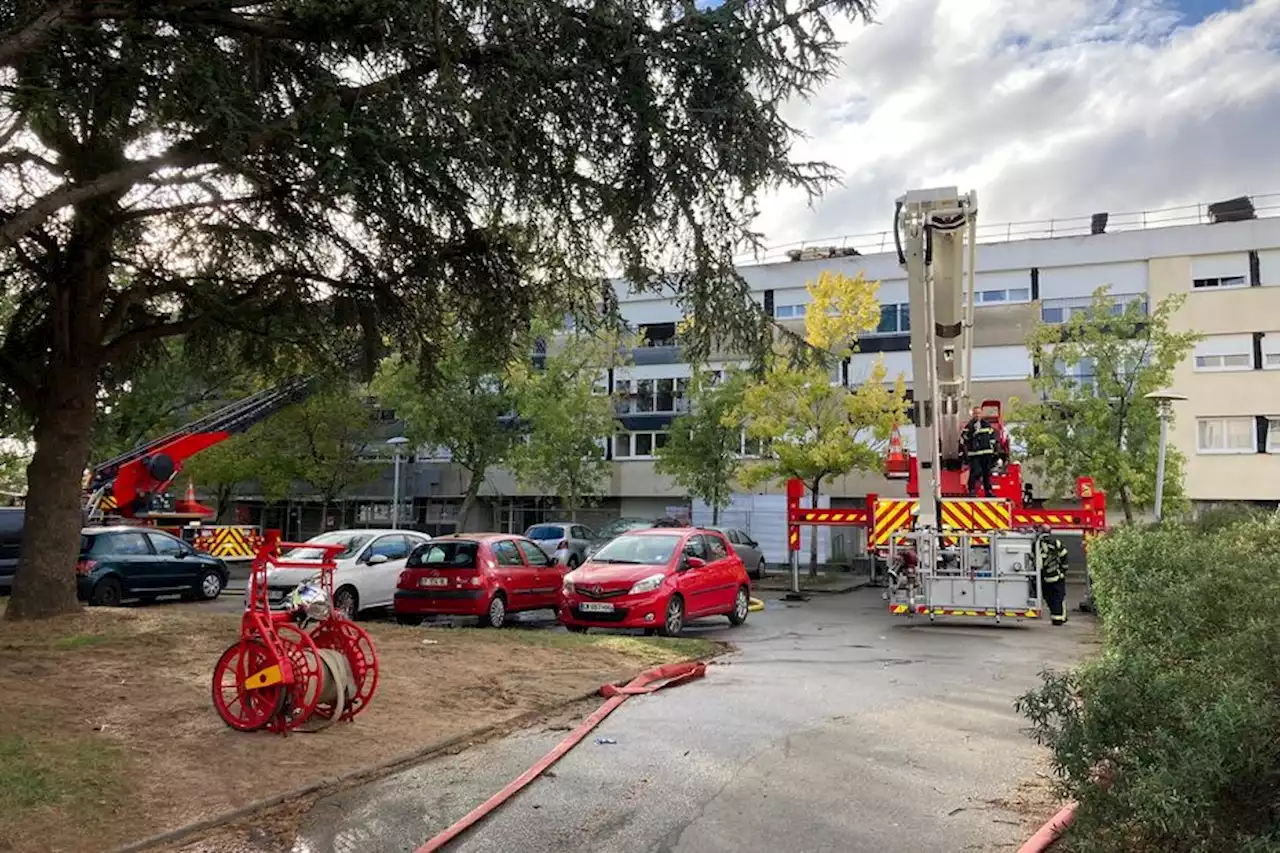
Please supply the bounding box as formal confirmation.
[754,576,871,595]
[108,648,729,853]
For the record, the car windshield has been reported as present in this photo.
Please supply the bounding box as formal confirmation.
[590,533,681,565]
[285,532,371,561]
[407,540,480,569]
[594,519,654,540]
[525,525,565,541]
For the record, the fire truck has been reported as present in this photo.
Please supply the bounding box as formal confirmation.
[84,378,313,559]
[784,187,1106,622]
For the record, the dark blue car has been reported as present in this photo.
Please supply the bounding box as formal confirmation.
[78,526,229,606]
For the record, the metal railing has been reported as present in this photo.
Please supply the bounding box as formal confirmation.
[734,192,1280,267]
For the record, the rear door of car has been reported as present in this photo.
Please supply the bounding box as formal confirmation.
[515,538,559,609]
[362,534,412,608]
[703,531,741,610]
[95,530,161,593]
[677,534,717,617]
[491,539,533,608]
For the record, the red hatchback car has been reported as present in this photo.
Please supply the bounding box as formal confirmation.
[559,528,751,636]
[393,534,565,628]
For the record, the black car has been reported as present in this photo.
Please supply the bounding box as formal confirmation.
[0,507,21,593]
[78,526,230,606]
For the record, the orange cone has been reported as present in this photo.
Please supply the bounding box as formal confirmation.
[884,425,909,478]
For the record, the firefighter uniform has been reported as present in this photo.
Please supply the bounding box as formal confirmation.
[961,417,998,497]
[1038,532,1069,625]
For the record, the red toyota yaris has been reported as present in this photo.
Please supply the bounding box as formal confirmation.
[558,527,752,636]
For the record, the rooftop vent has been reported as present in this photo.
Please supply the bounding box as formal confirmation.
[1207,196,1255,224]
[1090,212,1108,235]
[786,246,862,262]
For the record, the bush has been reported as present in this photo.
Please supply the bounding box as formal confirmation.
[1016,514,1280,853]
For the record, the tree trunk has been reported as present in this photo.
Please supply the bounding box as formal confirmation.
[808,478,821,579]
[214,485,233,522]
[457,468,485,533]
[5,365,100,620]
[1119,485,1135,525]
[712,503,720,525]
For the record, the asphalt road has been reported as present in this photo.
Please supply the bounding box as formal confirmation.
[288,587,1091,853]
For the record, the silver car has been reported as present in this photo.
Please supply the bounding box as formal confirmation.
[524,522,595,568]
[715,527,767,579]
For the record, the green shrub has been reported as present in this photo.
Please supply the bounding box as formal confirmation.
[1188,503,1277,536]
[1016,514,1280,853]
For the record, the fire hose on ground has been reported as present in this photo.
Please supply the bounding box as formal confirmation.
[414,659,708,853]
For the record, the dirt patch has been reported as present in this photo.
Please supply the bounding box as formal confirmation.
[0,608,720,853]
[991,753,1068,836]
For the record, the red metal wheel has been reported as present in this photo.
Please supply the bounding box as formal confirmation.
[312,618,379,720]
[274,623,323,732]
[211,640,284,732]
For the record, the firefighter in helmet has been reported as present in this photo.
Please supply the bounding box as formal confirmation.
[960,406,998,497]
[1035,524,1070,626]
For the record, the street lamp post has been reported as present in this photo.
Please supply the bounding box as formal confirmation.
[387,436,409,529]
[1144,391,1186,522]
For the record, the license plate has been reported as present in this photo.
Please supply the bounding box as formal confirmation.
[419,577,449,587]
[579,602,615,613]
[269,589,287,602]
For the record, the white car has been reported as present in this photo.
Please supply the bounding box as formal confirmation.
[264,529,431,619]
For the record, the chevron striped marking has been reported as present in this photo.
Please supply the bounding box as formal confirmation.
[192,526,263,559]
[792,509,869,525]
[871,499,918,546]
[910,605,1040,618]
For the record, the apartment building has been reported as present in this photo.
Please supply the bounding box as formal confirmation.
[234,195,1280,544]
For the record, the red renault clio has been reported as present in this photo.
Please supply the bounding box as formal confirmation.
[558,527,751,636]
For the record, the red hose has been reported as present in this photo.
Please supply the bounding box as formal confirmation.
[414,660,707,853]
[1017,801,1078,853]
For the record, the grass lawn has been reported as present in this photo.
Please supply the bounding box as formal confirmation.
[0,603,721,853]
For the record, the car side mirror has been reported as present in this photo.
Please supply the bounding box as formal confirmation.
[367,553,389,565]
[684,555,706,570]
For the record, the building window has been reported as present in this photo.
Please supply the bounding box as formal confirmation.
[1196,417,1256,454]
[1268,418,1280,454]
[1193,335,1255,372]
[1040,295,1147,324]
[774,304,807,319]
[869,303,910,335]
[614,431,669,459]
[1192,275,1248,290]
[614,377,689,414]
[1262,334,1280,370]
[974,288,1031,305]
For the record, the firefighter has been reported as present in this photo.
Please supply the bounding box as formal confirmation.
[1036,524,1070,626]
[960,407,998,497]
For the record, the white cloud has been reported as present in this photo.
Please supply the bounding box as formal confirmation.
[752,0,1280,250]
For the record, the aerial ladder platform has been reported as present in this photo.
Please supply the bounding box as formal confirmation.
[783,187,1107,622]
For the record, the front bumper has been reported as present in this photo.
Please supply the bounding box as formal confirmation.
[558,590,666,629]
[394,588,487,617]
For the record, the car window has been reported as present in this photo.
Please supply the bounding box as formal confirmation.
[595,519,654,539]
[286,532,372,561]
[368,535,409,561]
[493,540,524,567]
[571,525,591,540]
[147,533,185,556]
[524,525,565,541]
[591,533,681,565]
[706,534,730,560]
[684,535,708,560]
[92,531,151,556]
[517,540,552,567]
[408,540,478,569]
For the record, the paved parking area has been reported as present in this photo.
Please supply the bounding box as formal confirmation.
[289,588,1091,853]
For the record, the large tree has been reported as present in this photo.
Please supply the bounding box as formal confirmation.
[737,271,907,576]
[1011,288,1202,524]
[654,370,749,525]
[373,328,521,532]
[0,0,873,618]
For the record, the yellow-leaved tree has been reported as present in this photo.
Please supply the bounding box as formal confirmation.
[735,270,908,577]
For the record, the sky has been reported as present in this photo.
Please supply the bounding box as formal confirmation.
[730,0,1280,250]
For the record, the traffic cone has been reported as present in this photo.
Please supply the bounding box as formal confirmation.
[884,425,908,478]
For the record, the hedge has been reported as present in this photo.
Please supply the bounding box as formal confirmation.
[1016,514,1280,852]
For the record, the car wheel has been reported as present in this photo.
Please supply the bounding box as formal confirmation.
[197,569,224,601]
[659,595,684,637]
[396,615,424,626]
[757,559,767,579]
[333,586,359,620]
[480,593,507,628]
[728,586,750,626]
[91,577,123,607]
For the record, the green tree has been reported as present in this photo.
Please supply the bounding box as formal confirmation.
[655,371,749,525]
[1010,288,1201,524]
[508,326,631,520]
[0,441,28,498]
[736,271,908,576]
[259,388,379,527]
[181,430,293,522]
[0,0,875,619]
[374,332,521,531]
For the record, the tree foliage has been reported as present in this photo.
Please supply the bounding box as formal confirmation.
[1016,516,1280,853]
[373,328,522,531]
[736,270,907,575]
[507,325,632,520]
[0,0,875,618]
[654,370,749,524]
[1010,288,1202,524]
[180,430,293,522]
